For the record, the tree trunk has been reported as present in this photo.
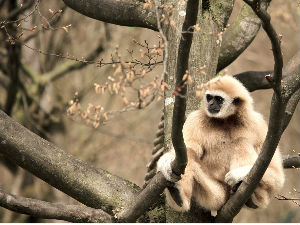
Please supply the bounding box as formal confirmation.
[163,0,233,222]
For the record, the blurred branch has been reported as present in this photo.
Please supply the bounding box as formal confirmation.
[4,0,21,116]
[217,0,271,72]
[0,73,9,88]
[0,59,7,75]
[0,188,112,223]
[23,5,67,43]
[0,110,140,214]
[283,155,300,169]
[62,0,157,31]
[41,37,105,83]
[7,0,35,20]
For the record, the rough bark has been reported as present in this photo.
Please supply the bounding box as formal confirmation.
[163,0,234,222]
[62,0,157,30]
[0,110,140,214]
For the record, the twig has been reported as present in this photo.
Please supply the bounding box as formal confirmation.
[275,195,300,207]
[7,0,35,20]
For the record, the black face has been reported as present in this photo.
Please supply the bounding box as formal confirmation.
[206,94,224,114]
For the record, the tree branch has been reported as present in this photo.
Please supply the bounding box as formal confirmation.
[233,51,299,92]
[0,110,140,214]
[0,188,112,223]
[217,0,271,72]
[283,155,300,169]
[7,0,35,20]
[215,0,289,222]
[233,70,272,91]
[41,37,105,83]
[171,0,199,177]
[245,0,283,88]
[62,0,157,31]
[0,73,9,88]
[281,52,300,101]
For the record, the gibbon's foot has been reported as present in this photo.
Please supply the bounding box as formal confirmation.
[167,184,183,207]
[245,198,258,209]
[231,180,242,194]
[229,180,258,209]
[157,152,181,183]
[225,165,252,186]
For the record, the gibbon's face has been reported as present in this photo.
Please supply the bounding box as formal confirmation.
[204,90,241,119]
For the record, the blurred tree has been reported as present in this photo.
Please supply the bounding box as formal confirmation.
[0,0,299,223]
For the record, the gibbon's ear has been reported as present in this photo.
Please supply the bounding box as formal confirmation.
[232,97,242,106]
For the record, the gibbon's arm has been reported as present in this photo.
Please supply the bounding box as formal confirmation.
[157,149,190,210]
[156,148,181,182]
[225,141,258,187]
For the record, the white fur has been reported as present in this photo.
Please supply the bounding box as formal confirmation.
[225,165,252,186]
[157,149,178,182]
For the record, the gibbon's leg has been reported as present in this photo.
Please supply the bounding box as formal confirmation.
[250,150,285,208]
[165,164,194,211]
[192,159,229,211]
[225,144,284,208]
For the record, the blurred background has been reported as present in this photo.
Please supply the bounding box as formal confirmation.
[0,0,299,222]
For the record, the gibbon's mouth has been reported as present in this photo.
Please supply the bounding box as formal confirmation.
[208,108,220,114]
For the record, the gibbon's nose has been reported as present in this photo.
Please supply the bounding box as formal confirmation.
[208,103,220,114]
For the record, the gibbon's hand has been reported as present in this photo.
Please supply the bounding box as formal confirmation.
[157,152,181,183]
[225,165,252,186]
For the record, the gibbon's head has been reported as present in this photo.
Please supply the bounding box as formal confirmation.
[202,75,253,119]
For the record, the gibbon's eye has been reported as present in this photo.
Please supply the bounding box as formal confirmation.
[206,94,213,102]
[233,97,241,105]
[214,96,224,104]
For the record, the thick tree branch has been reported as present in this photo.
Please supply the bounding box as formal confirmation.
[0,110,140,214]
[0,188,112,223]
[233,51,299,92]
[281,89,300,133]
[62,0,157,31]
[217,0,271,72]
[171,0,199,177]
[233,70,272,91]
[281,53,300,101]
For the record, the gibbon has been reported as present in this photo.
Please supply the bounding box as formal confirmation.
[157,75,284,213]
